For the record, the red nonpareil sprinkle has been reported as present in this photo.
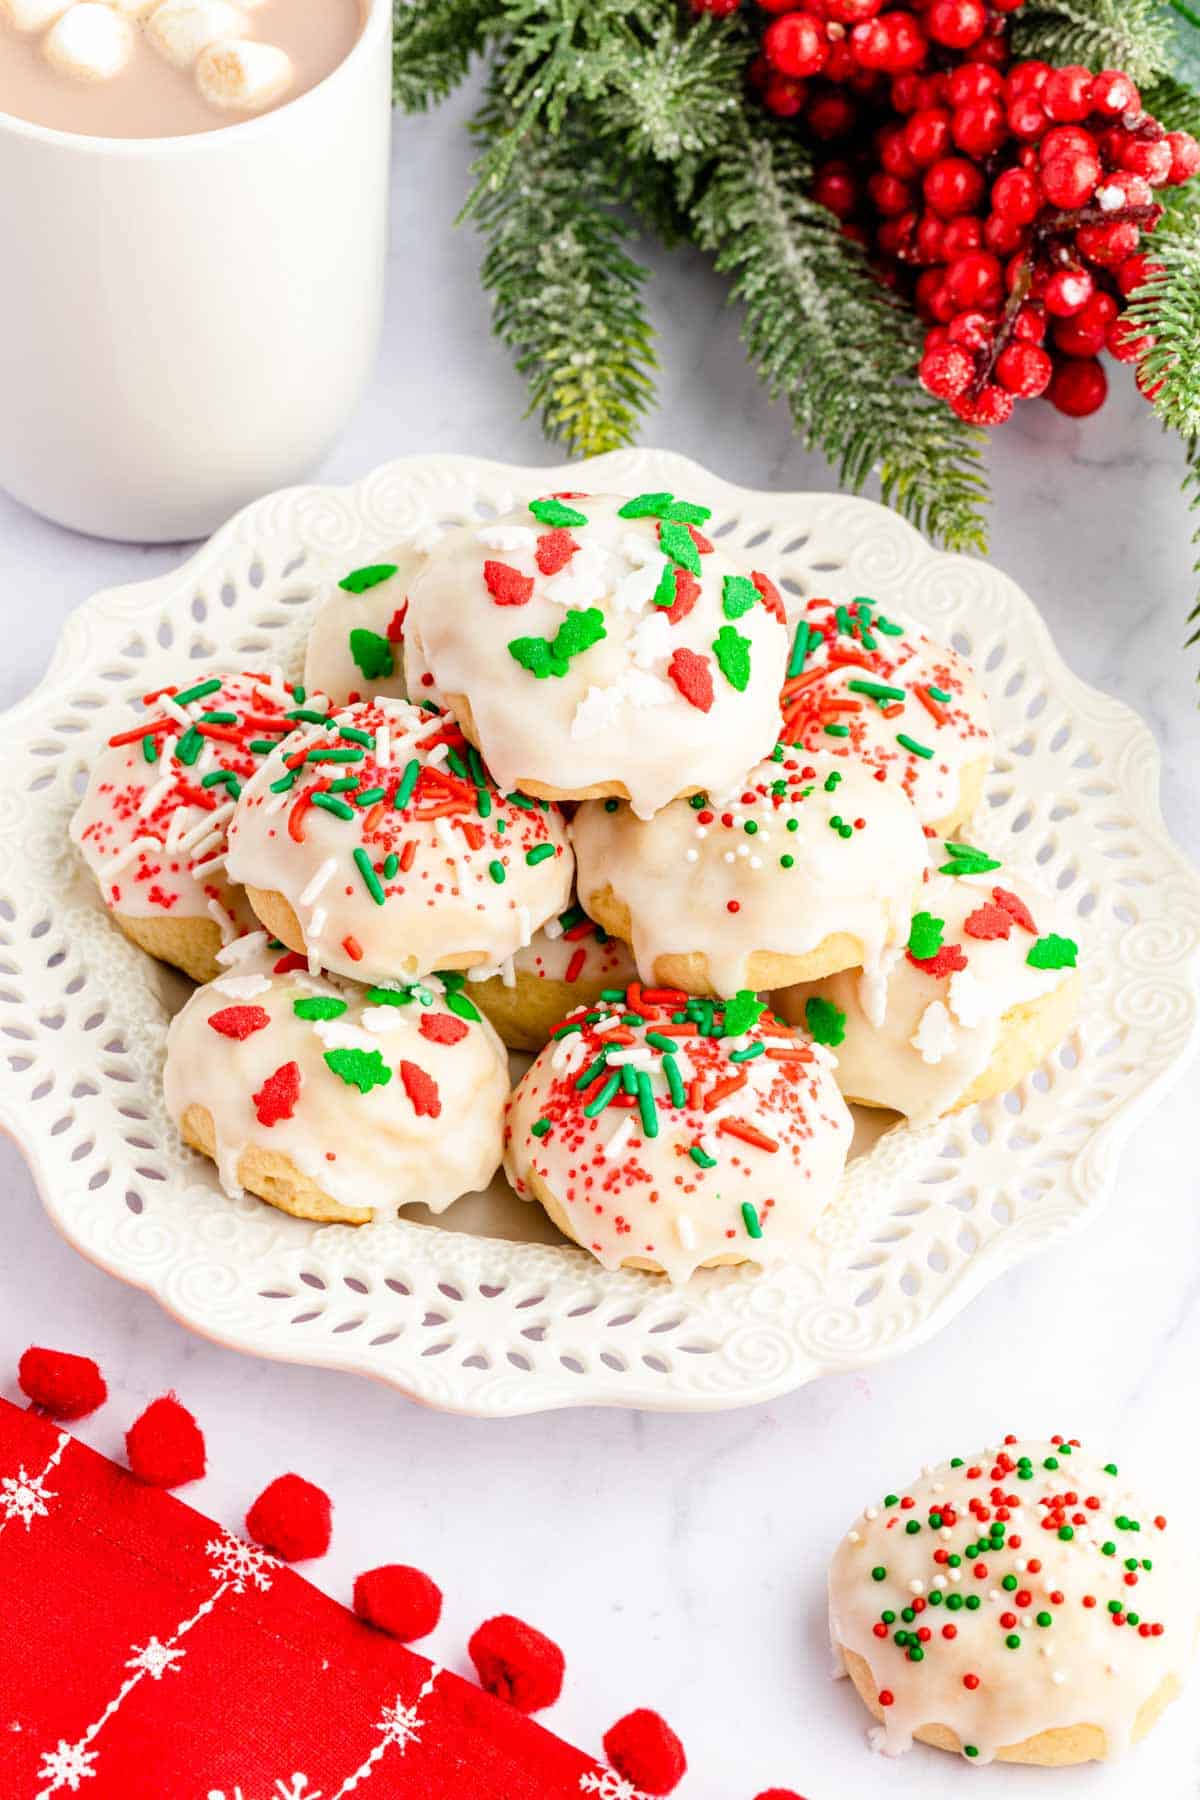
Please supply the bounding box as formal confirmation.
[343,935,364,962]
[418,1012,469,1046]
[963,1672,980,1689]
[399,1060,441,1118]
[18,1346,107,1419]
[963,902,1013,941]
[253,1060,302,1126]
[667,647,714,713]
[245,1472,332,1562]
[564,947,586,984]
[535,528,578,575]
[468,1615,565,1713]
[906,943,969,978]
[878,1690,895,1708]
[483,560,534,606]
[992,886,1037,933]
[664,567,701,625]
[354,1565,443,1641]
[603,1709,687,1796]
[125,1394,206,1488]
[208,1005,271,1040]
[751,570,786,624]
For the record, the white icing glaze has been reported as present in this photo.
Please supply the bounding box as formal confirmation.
[571,750,927,996]
[781,596,991,827]
[302,547,427,707]
[775,866,1080,1121]
[466,899,637,992]
[829,1436,1198,1764]
[163,949,508,1218]
[224,697,573,984]
[70,668,327,932]
[504,987,852,1282]
[403,492,790,818]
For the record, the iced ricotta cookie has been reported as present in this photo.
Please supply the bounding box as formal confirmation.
[403,491,790,818]
[780,596,991,835]
[465,900,637,1054]
[163,939,508,1224]
[504,985,853,1281]
[572,749,927,997]
[224,698,574,984]
[775,852,1082,1122]
[830,1434,1198,1765]
[71,669,331,984]
[302,550,427,707]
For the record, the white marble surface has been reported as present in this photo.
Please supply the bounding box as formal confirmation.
[3,88,1200,1800]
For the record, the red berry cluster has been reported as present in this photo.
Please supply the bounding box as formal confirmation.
[690,0,1200,424]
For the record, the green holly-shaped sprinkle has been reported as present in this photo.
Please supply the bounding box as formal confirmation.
[339,563,398,594]
[508,636,565,679]
[293,997,349,1022]
[553,606,607,660]
[805,996,846,1047]
[530,497,587,529]
[722,989,766,1037]
[618,491,674,520]
[939,841,1002,877]
[712,625,752,692]
[722,575,759,620]
[652,562,677,609]
[348,628,395,683]
[659,519,701,575]
[436,969,483,1022]
[907,912,945,960]
[323,1047,392,1093]
[366,986,413,1007]
[1026,933,1078,971]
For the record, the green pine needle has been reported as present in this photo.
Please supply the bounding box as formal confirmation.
[1012,0,1175,86]
[1184,438,1200,658]
[692,126,989,553]
[473,99,656,458]
[392,0,495,113]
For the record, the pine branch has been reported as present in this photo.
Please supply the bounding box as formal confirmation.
[392,0,495,113]
[1011,0,1174,86]
[600,15,747,175]
[473,99,656,457]
[1184,437,1200,654]
[690,125,990,553]
[1126,235,1200,438]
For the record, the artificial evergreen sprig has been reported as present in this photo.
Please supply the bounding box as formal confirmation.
[1012,0,1175,88]
[391,0,495,112]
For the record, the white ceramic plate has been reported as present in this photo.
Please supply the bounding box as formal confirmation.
[2,450,1198,1416]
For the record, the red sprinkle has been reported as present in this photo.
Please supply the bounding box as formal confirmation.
[906,943,969,979]
[751,570,786,624]
[964,902,1013,941]
[564,947,587,984]
[535,529,578,576]
[399,1060,441,1118]
[992,886,1037,933]
[208,1005,271,1040]
[667,647,714,713]
[253,1060,302,1126]
[664,568,701,625]
[386,604,408,642]
[483,560,534,606]
[418,1012,469,1046]
[343,935,364,962]
[273,951,308,974]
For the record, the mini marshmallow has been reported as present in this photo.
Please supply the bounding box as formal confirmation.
[195,36,292,110]
[42,3,133,79]
[0,0,69,32]
[147,0,246,69]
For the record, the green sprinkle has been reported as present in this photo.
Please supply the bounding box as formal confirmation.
[722,989,766,1037]
[525,843,556,867]
[1002,1575,1017,1592]
[823,723,850,738]
[198,710,237,725]
[383,853,399,879]
[353,847,387,906]
[603,797,620,812]
[928,684,951,703]
[905,1520,921,1536]
[201,769,242,797]
[940,841,1002,877]
[875,614,905,636]
[531,1117,552,1138]
[805,996,846,1047]
[488,860,506,884]
[269,772,296,793]
[508,606,607,680]
[443,986,482,1023]
[823,770,841,792]
[636,1070,659,1139]
[722,574,759,620]
[323,1046,391,1093]
[1027,933,1078,971]
[327,777,360,794]
[1036,1612,1053,1628]
[661,1053,686,1107]
[529,496,587,528]
[1057,1525,1074,1541]
[354,786,386,807]
[584,1072,621,1117]
[617,491,674,520]
[293,996,347,1021]
[175,727,203,766]
[173,677,223,707]
[646,1031,677,1052]
[848,679,906,704]
[286,707,331,725]
[339,562,398,594]
[712,625,752,692]
[339,726,376,749]
[729,1041,765,1063]
[394,760,420,809]
[248,739,280,755]
[741,1201,762,1239]
[871,1567,887,1582]
[965,1596,981,1612]
[964,1747,979,1760]
[787,621,813,678]
[311,793,355,821]
[896,732,934,760]
[689,1144,717,1169]
[780,854,794,869]
[659,519,700,574]
[575,1053,611,1091]
[1006,1634,1021,1650]
[141,734,159,763]
[907,911,945,959]
[307,746,364,764]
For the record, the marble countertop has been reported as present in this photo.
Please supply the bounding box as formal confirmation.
[3,89,1200,1800]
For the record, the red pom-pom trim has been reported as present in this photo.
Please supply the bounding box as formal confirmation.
[754,1790,808,1800]
[125,1394,207,1488]
[468,1614,565,1714]
[483,560,534,606]
[208,1005,271,1040]
[418,1012,469,1046]
[253,1061,301,1126]
[18,1347,107,1420]
[353,1565,443,1641]
[603,1709,687,1797]
[399,1059,441,1117]
[245,1473,332,1562]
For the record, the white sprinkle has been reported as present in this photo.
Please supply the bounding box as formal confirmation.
[104,832,164,877]
[308,905,327,941]
[911,1000,956,1065]
[516,905,532,948]
[543,915,564,941]
[601,1116,636,1162]
[212,971,271,1000]
[189,851,226,879]
[160,693,192,726]
[360,1007,403,1034]
[476,524,536,553]
[676,1212,697,1250]
[847,1530,861,1545]
[265,789,290,817]
[908,1580,924,1596]
[206,896,237,945]
[137,772,175,817]
[375,725,391,768]
[312,1018,378,1054]
[216,930,268,966]
[606,1047,652,1068]
[1052,1670,1066,1685]
[299,857,337,908]
[551,1033,589,1076]
[593,1013,624,1034]
[426,742,449,769]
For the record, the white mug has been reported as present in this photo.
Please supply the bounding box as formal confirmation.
[0,0,391,543]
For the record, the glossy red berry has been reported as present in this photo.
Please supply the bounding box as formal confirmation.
[1048,356,1108,416]
[924,155,984,217]
[946,60,1002,106]
[1089,70,1140,117]
[1116,253,1164,297]
[824,0,885,18]
[763,72,808,116]
[764,12,828,77]
[758,0,805,11]
[1094,169,1153,210]
[926,0,985,50]
[1119,135,1174,186]
[983,210,1024,253]
[919,340,975,397]
[947,308,992,350]
[868,171,913,215]
[1040,150,1100,209]
[1166,131,1200,184]
[904,106,952,165]
[995,340,1053,397]
[952,98,1006,156]
[944,250,1003,308]
[1053,290,1118,357]
[812,161,859,218]
[1013,303,1047,343]
[807,87,857,136]
[1075,219,1141,267]
[992,167,1041,224]
[1106,317,1152,364]
[1005,59,1051,100]
[1007,94,1048,141]
[953,383,1014,423]
[851,10,926,73]
[1039,124,1097,164]
[1042,266,1094,316]
[1042,65,1093,123]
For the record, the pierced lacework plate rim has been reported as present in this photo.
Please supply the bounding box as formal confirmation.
[1,449,1198,1417]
